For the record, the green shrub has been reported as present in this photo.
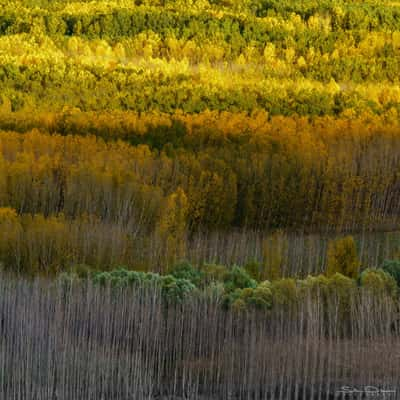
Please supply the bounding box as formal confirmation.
[223,265,257,293]
[360,268,397,297]
[244,259,262,281]
[326,272,356,293]
[91,267,196,303]
[381,260,400,288]
[126,271,160,286]
[91,268,159,287]
[92,271,112,286]
[160,275,196,303]
[247,285,273,310]
[222,288,243,309]
[169,260,204,287]
[223,283,273,311]
[270,278,298,306]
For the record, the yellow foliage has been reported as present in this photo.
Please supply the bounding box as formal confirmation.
[157,187,188,269]
[0,207,18,223]
[326,236,360,279]
[297,56,306,69]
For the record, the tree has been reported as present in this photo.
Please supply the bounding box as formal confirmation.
[381,260,400,288]
[360,268,397,297]
[326,236,360,279]
[169,260,203,287]
[223,265,257,293]
[270,278,297,307]
[156,187,188,270]
[262,230,287,281]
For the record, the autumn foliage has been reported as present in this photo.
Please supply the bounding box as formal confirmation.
[1,0,400,397]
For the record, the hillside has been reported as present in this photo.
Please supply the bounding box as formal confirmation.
[1,1,400,398]
[0,0,400,274]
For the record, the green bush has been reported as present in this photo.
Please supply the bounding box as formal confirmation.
[160,275,196,303]
[270,278,298,306]
[298,274,330,298]
[169,260,204,287]
[326,272,356,293]
[381,260,400,288]
[360,268,397,297]
[247,285,273,309]
[90,267,196,303]
[244,259,262,281]
[223,282,273,311]
[62,260,399,313]
[223,265,257,293]
[92,268,159,287]
[92,271,112,286]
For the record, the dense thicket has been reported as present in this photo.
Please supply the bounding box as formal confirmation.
[2,0,400,113]
[1,116,400,231]
[0,116,399,272]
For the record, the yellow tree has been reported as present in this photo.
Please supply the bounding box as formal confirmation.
[326,236,360,279]
[156,187,188,271]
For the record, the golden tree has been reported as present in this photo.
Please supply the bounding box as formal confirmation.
[156,187,188,271]
[326,236,360,279]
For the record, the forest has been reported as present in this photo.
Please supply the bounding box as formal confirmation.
[1,0,400,398]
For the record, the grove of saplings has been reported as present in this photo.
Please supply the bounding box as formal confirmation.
[1,0,400,398]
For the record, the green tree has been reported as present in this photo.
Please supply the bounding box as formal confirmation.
[169,260,203,287]
[381,260,400,288]
[360,268,397,297]
[223,265,257,293]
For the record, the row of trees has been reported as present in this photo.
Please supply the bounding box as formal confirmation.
[75,245,399,312]
[2,33,400,114]
[1,198,399,275]
[0,112,398,271]
[0,273,399,398]
[1,118,399,231]
[2,61,397,116]
[2,0,400,114]
[3,0,400,39]
[6,29,400,83]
